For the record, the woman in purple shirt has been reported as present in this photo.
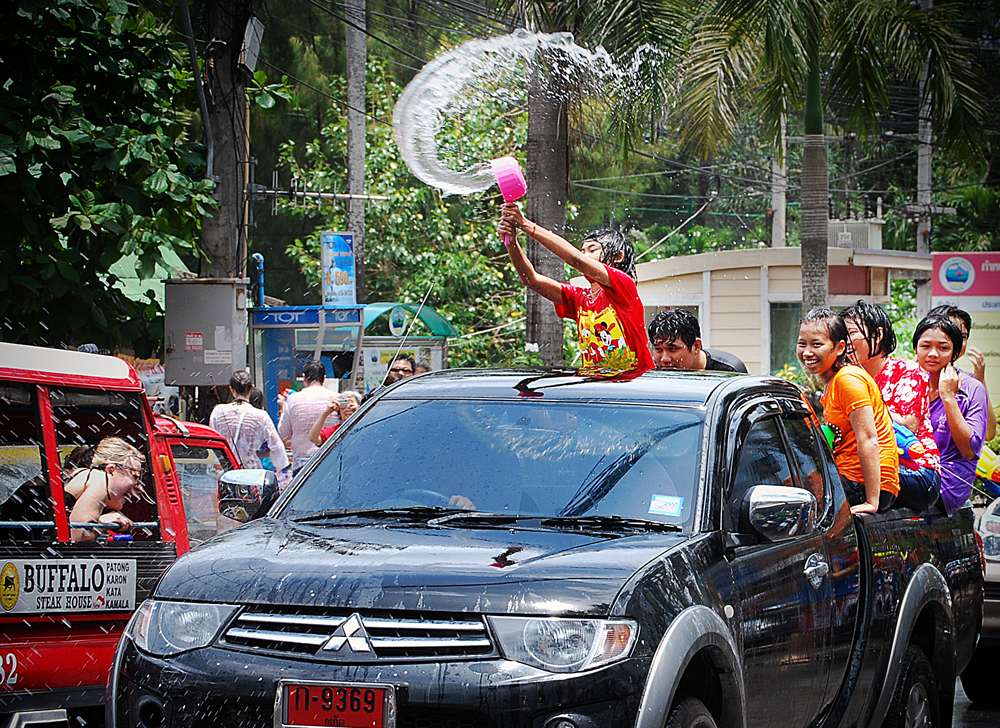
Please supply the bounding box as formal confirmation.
[914,315,989,514]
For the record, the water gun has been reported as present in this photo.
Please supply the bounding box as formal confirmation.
[978,445,1000,485]
[893,421,924,470]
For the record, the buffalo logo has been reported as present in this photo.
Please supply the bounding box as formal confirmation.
[0,563,19,611]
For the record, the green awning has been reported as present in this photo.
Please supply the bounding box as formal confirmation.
[363,302,458,337]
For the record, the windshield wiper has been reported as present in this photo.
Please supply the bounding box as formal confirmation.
[539,515,682,533]
[292,506,461,524]
[426,511,523,527]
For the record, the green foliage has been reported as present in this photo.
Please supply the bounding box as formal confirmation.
[280,60,538,366]
[248,70,297,111]
[885,279,918,359]
[0,0,215,354]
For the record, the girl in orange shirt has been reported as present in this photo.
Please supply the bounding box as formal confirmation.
[797,308,899,514]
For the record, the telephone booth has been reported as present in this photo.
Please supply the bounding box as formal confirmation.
[249,305,365,423]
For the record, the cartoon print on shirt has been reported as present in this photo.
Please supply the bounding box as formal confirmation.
[578,306,638,369]
[828,423,843,449]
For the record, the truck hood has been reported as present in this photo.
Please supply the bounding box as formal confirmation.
[156,518,688,616]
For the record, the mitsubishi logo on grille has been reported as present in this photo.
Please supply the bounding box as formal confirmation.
[321,614,374,655]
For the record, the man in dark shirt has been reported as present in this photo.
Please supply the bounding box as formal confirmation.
[648,309,748,373]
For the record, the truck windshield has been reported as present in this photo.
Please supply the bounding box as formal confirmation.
[285,399,704,531]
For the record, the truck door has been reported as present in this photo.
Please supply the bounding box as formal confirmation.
[165,439,237,547]
[723,399,835,728]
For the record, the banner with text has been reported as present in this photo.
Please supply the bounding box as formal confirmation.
[0,559,137,614]
[321,232,357,306]
[932,251,1000,403]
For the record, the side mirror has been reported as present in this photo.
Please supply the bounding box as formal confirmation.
[739,485,817,542]
[219,469,279,523]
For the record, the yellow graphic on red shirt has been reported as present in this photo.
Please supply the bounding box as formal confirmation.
[577,305,637,369]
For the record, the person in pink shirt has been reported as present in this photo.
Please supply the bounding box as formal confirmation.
[277,360,338,473]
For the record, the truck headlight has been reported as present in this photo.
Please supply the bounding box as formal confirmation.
[127,600,238,656]
[488,617,637,673]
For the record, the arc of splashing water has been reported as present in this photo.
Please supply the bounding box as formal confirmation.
[392,29,614,197]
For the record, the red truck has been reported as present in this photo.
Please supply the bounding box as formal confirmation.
[0,342,239,726]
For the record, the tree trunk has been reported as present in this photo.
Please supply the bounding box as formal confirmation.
[801,135,828,311]
[800,38,828,312]
[200,0,252,279]
[525,63,569,365]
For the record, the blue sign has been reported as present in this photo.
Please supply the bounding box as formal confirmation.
[252,308,362,326]
[321,232,357,305]
[253,309,320,326]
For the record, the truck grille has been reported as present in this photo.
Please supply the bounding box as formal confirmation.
[220,607,495,662]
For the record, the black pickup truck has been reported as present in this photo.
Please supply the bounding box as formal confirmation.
[107,369,983,728]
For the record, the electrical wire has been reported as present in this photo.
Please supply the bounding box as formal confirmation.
[572,181,768,202]
[302,0,427,63]
[258,59,393,127]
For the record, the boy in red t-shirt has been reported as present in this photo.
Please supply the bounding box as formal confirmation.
[498,202,653,372]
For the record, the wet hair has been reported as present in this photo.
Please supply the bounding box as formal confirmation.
[927,304,972,335]
[841,299,897,358]
[63,445,95,472]
[913,315,963,363]
[91,437,144,469]
[647,309,700,349]
[229,370,254,396]
[800,308,853,371]
[302,360,326,384]
[248,387,264,409]
[390,353,416,373]
[583,229,636,280]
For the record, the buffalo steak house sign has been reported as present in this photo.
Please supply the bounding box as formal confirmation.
[0,559,137,614]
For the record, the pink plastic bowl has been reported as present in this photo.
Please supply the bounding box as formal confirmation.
[490,156,527,202]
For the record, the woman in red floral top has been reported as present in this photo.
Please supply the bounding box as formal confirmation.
[843,300,941,511]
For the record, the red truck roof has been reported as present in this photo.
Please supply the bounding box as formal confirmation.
[0,341,143,390]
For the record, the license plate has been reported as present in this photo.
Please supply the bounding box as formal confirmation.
[277,680,395,728]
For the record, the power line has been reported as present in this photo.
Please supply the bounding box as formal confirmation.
[302,0,427,64]
[571,181,767,202]
[258,58,392,127]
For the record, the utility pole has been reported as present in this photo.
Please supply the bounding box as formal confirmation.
[200,0,253,279]
[345,0,367,303]
[914,0,934,317]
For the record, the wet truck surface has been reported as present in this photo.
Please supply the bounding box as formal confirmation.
[0,342,238,727]
[108,369,982,728]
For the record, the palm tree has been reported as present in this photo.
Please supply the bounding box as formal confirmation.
[497,1,690,363]
[672,0,985,311]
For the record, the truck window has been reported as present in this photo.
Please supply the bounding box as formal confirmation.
[0,382,54,540]
[781,416,829,507]
[170,443,235,546]
[729,418,794,529]
[49,387,157,541]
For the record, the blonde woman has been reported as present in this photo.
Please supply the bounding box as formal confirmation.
[66,437,149,542]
